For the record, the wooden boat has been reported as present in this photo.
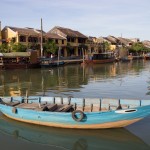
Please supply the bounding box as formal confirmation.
[84,52,115,64]
[144,53,150,60]
[0,96,150,129]
[0,52,40,69]
[120,55,133,62]
[40,57,65,68]
[0,113,150,150]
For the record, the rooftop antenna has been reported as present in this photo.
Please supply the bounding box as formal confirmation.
[40,18,43,57]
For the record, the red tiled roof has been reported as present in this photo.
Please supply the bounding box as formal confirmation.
[52,26,87,38]
[45,33,66,39]
[6,26,45,36]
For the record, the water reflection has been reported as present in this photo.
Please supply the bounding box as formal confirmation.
[0,60,150,99]
[0,113,150,150]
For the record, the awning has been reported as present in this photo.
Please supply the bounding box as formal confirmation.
[2,52,31,58]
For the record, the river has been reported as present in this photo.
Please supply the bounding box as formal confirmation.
[0,59,150,150]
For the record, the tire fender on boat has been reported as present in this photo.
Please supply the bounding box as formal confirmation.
[12,107,17,114]
[72,110,84,122]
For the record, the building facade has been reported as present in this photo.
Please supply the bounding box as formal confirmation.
[49,26,88,57]
[1,26,88,57]
[1,26,43,48]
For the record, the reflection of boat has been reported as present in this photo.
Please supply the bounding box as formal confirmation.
[0,112,150,150]
[85,52,115,64]
[1,96,150,129]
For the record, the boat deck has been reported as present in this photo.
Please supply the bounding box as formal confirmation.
[1,96,150,113]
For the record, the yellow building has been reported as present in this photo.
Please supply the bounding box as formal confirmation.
[49,26,88,57]
[45,32,67,57]
[1,26,43,48]
[2,26,88,57]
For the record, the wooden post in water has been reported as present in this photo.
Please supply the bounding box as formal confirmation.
[57,46,61,66]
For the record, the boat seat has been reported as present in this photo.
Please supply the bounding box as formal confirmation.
[17,103,39,109]
[116,104,122,110]
[36,104,58,111]
[55,104,73,112]
[9,101,20,106]
[45,104,58,111]
[1,100,20,106]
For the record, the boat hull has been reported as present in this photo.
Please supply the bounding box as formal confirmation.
[0,104,150,129]
[40,61,65,68]
[3,113,142,129]
[1,63,40,69]
[85,58,114,64]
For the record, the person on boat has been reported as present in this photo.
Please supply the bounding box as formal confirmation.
[51,54,53,59]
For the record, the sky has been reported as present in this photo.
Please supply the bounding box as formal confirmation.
[0,0,150,41]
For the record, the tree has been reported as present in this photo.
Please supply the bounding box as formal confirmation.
[66,43,73,56]
[11,43,27,52]
[79,43,88,51]
[0,43,9,52]
[129,42,150,53]
[103,41,111,52]
[44,40,58,55]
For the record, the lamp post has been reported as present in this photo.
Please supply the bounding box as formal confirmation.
[40,18,43,57]
[58,46,61,66]
[82,48,85,64]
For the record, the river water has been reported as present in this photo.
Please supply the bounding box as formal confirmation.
[0,60,150,150]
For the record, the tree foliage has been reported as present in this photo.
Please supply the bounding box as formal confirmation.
[44,40,58,54]
[79,43,88,50]
[0,43,9,52]
[66,43,73,56]
[0,41,27,52]
[129,42,150,52]
[103,41,111,51]
[11,43,27,52]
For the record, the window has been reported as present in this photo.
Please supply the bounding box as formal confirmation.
[55,39,58,44]
[19,36,26,42]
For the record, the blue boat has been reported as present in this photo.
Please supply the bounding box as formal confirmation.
[0,96,150,129]
[40,58,65,68]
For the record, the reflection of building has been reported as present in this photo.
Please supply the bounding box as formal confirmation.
[10,89,21,96]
